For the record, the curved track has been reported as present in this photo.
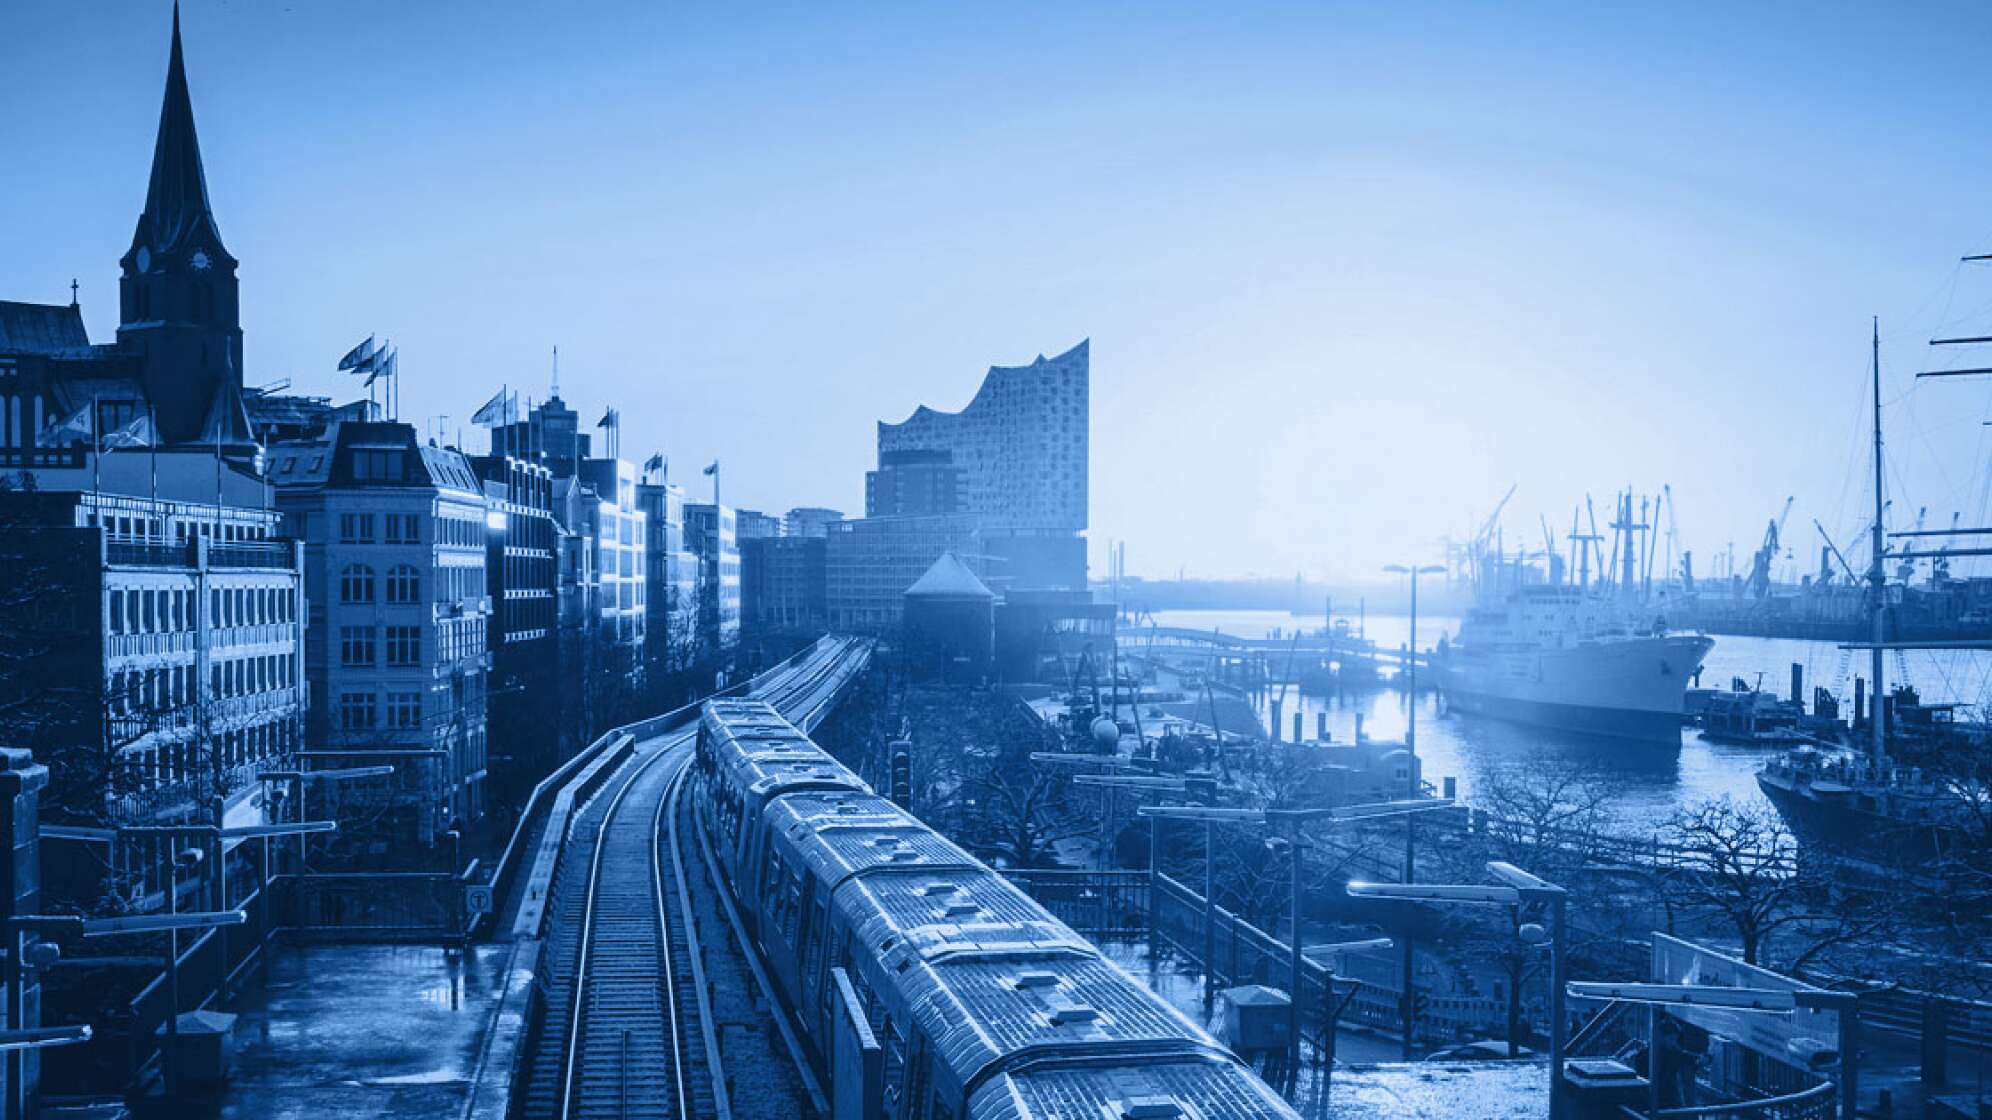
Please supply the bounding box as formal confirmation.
[520,639,867,1120]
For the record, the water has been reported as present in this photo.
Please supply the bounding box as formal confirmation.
[1145,608,1992,837]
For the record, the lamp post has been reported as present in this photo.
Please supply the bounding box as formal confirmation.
[1381,561,1444,1058]
[1145,797,1453,1093]
[1567,982,1861,1120]
[260,765,394,874]
[1350,861,1568,1120]
[1302,937,1394,1101]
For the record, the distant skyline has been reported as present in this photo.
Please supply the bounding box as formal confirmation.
[8,2,1992,583]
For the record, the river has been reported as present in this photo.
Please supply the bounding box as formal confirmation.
[1146,608,1992,837]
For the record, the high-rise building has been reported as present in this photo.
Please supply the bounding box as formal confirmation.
[876,340,1088,533]
[637,477,698,675]
[270,422,491,850]
[783,506,844,538]
[685,503,740,657]
[471,454,557,800]
[824,514,985,630]
[735,508,783,541]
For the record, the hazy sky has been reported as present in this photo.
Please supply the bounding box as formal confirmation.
[9,2,1992,583]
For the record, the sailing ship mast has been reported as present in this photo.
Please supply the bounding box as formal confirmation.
[1869,318,1887,764]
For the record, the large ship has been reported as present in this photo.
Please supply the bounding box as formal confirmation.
[1438,583,1714,742]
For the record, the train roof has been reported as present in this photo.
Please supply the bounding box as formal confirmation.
[970,1056,1300,1120]
[703,701,869,799]
[767,795,979,885]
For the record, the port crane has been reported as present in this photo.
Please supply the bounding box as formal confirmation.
[1744,496,1795,599]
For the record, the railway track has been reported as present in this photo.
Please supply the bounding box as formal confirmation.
[518,638,866,1120]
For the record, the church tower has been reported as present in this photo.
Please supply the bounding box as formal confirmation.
[116,4,246,447]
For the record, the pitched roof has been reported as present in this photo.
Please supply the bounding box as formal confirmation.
[133,4,229,262]
[0,301,90,354]
[906,551,995,600]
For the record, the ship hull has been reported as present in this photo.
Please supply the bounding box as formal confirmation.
[1756,770,1962,864]
[1439,634,1714,744]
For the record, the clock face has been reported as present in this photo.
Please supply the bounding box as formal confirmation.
[135,246,151,272]
[192,250,211,271]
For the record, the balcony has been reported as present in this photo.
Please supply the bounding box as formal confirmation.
[105,539,298,572]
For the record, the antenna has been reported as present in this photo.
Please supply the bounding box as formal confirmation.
[551,345,560,399]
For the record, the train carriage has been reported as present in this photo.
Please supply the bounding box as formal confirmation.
[696,699,1302,1120]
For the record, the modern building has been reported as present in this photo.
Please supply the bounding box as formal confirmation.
[824,513,985,630]
[741,535,827,633]
[490,394,589,479]
[865,448,963,517]
[782,506,844,539]
[876,339,1088,534]
[637,477,698,675]
[472,454,557,800]
[685,503,740,658]
[735,508,783,541]
[270,422,491,852]
[576,457,646,659]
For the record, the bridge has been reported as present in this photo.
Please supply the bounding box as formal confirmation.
[1118,625,1428,666]
[462,634,1314,1120]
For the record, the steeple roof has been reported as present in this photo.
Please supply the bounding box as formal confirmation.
[133,4,229,261]
[906,551,995,600]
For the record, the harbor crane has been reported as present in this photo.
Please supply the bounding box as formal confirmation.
[1745,496,1795,599]
[1814,519,1859,585]
[1468,484,1518,583]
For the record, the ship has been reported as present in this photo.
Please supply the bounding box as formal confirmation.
[1437,583,1714,742]
[1754,315,1989,866]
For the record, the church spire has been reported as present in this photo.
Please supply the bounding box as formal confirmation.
[133,2,227,260]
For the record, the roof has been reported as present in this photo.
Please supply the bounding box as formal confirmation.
[906,551,994,600]
[132,4,230,263]
[0,301,90,354]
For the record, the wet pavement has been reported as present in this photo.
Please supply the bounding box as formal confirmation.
[142,941,512,1120]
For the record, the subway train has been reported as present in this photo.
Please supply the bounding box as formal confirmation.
[693,698,1300,1120]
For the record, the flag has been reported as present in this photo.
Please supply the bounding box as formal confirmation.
[596,407,618,429]
[337,335,378,371]
[102,413,156,450]
[364,346,396,387]
[703,459,718,476]
[642,452,664,475]
[36,403,93,447]
[471,388,515,427]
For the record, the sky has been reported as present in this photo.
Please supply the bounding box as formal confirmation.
[8,1,1992,584]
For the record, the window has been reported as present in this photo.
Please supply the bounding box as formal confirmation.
[351,450,404,482]
[340,564,375,604]
[386,625,420,667]
[109,591,125,634]
[339,626,376,667]
[339,513,375,543]
[386,513,420,544]
[387,692,422,729]
[338,691,377,731]
[386,564,420,604]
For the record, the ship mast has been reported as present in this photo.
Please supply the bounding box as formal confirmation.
[1869,317,1887,765]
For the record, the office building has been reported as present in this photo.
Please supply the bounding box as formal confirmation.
[685,503,740,657]
[735,508,783,541]
[741,535,827,633]
[270,422,491,849]
[865,448,963,517]
[472,454,557,799]
[637,477,698,675]
[824,513,985,630]
[782,506,844,539]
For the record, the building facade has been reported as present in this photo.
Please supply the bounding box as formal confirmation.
[875,339,1088,533]
[472,454,557,801]
[782,506,844,539]
[741,535,828,633]
[735,508,783,542]
[637,478,699,675]
[865,448,963,518]
[271,422,491,851]
[685,503,740,657]
[824,513,985,630]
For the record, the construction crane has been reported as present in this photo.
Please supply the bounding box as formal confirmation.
[1744,496,1795,599]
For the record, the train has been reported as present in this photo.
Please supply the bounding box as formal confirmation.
[692,697,1301,1120]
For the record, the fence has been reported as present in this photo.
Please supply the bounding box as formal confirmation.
[283,872,462,942]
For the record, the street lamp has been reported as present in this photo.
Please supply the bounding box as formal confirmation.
[1077,772,1217,977]
[260,764,394,873]
[1147,797,1454,1092]
[1565,982,1861,1120]
[1349,860,1569,1119]
[1301,937,1394,1098]
[1381,561,1445,1058]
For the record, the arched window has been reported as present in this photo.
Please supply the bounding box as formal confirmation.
[340,564,375,604]
[386,564,420,604]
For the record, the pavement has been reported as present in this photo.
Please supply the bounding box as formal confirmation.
[131,941,513,1120]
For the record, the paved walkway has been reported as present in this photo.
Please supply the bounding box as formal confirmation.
[133,942,512,1120]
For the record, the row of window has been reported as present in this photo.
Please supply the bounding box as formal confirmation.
[337,689,425,731]
[107,653,296,716]
[339,625,424,668]
[108,584,299,635]
[338,512,425,544]
[116,718,294,796]
[340,563,423,605]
